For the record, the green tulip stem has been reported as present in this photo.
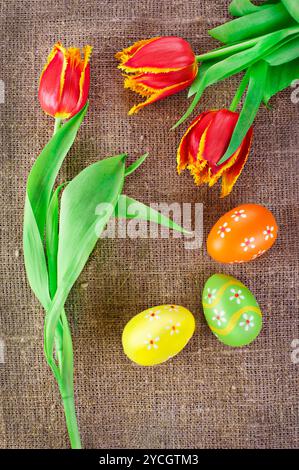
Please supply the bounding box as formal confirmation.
[195,36,260,62]
[54,117,62,135]
[62,395,82,449]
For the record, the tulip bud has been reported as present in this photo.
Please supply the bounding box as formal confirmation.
[177,109,253,197]
[38,42,92,119]
[116,37,197,114]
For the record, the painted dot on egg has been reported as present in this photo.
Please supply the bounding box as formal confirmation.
[122,305,195,366]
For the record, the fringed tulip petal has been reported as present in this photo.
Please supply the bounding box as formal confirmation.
[67,45,92,117]
[119,37,196,72]
[177,112,215,173]
[116,36,197,113]
[221,127,253,197]
[128,79,194,115]
[38,43,67,117]
[177,109,253,197]
[38,42,92,119]
[115,38,160,72]
[132,65,197,90]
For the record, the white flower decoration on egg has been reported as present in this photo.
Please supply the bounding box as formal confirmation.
[239,314,255,331]
[217,222,231,238]
[204,288,217,304]
[229,288,245,304]
[240,237,255,252]
[263,226,275,240]
[165,322,181,336]
[144,334,160,350]
[145,310,161,321]
[231,209,246,222]
[212,309,227,326]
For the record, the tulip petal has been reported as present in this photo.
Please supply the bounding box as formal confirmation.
[124,74,155,97]
[196,110,247,190]
[55,46,92,118]
[124,62,197,114]
[132,64,197,90]
[128,79,193,114]
[115,38,158,70]
[117,37,196,73]
[188,159,209,186]
[202,110,239,168]
[221,127,253,197]
[70,45,92,117]
[177,112,214,173]
[38,43,67,117]
[56,52,81,118]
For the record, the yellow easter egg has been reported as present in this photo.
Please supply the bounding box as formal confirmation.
[122,305,195,366]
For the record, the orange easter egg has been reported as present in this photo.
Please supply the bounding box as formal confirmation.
[207,204,278,263]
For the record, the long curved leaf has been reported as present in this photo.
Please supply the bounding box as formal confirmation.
[24,107,88,379]
[46,183,70,372]
[23,194,51,310]
[229,0,279,17]
[218,60,269,165]
[45,154,126,359]
[264,34,299,65]
[125,153,148,176]
[46,184,66,297]
[209,3,293,44]
[195,37,259,64]
[281,0,299,22]
[115,195,191,235]
[263,58,299,103]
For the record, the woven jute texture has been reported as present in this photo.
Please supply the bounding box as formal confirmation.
[0,0,298,449]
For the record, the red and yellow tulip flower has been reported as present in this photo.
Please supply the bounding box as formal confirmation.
[38,42,92,119]
[116,37,198,115]
[177,109,253,197]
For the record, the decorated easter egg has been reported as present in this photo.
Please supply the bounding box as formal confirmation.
[122,305,195,366]
[207,203,278,263]
[202,274,262,347]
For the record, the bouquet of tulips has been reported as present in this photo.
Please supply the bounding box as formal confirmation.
[23,43,186,448]
[117,0,299,196]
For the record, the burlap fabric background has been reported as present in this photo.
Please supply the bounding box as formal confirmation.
[0,0,298,449]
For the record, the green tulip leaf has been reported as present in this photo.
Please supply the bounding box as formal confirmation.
[229,0,279,17]
[218,60,268,165]
[263,58,299,103]
[264,34,299,65]
[115,195,191,235]
[209,3,294,44]
[125,153,148,176]
[281,0,299,22]
[46,183,66,297]
[45,183,72,388]
[45,154,126,360]
[23,194,51,310]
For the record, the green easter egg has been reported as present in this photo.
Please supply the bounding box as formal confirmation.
[202,274,262,347]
